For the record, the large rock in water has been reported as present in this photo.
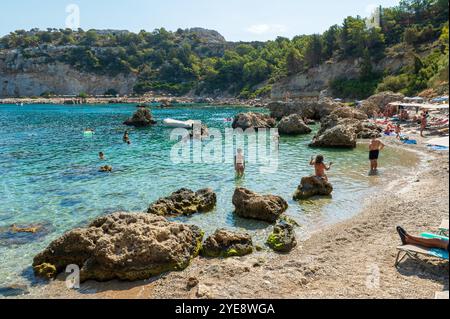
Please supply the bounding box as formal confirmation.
[268,98,343,121]
[147,188,216,216]
[267,221,297,253]
[232,188,288,223]
[293,176,333,200]
[277,114,312,135]
[201,229,253,258]
[123,108,157,127]
[232,112,276,130]
[310,106,380,148]
[32,213,204,282]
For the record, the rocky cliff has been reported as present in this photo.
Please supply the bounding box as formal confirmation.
[271,54,411,100]
[0,48,136,97]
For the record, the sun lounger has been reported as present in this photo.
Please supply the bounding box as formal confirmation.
[395,244,449,267]
[438,219,449,236]
[395,232,449,267]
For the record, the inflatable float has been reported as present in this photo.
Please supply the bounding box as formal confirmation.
[162,119,198,129]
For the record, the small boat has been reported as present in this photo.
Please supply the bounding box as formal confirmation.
[162,118,197,129]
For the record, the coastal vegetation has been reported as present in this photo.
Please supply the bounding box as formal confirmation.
[0,0,448,99]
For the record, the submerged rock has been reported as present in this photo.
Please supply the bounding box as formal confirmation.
[293,176,333,200]
[277,114,312,135]
[267,221,297,253]
[0,222,53,247]
[32,213,204,282]
[0,284,30,297]
[99,165,112,172]
[123,108,157,127]
[232,188,288,223]
[232,112,276,130]
[201,229,253,258]
[147,188,217,217]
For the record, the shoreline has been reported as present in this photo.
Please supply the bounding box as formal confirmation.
[19,134,449,299]
[0,96,270,108]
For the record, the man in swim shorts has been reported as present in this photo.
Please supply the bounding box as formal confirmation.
[369,138,385,172]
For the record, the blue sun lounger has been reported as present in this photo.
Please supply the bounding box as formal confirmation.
[395,232,449,267]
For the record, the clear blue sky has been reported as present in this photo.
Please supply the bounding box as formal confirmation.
[0,0,400,41]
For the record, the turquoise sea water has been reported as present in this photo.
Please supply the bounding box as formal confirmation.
[0,104,418,289]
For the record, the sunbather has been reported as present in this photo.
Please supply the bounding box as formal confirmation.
[397,226,449,251]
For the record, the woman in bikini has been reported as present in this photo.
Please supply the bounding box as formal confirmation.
[310,155,333,182]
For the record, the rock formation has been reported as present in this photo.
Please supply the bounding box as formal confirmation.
[147,188,217,217]
[268,98,344,121]
[232,188,288,223]
[33,213,204,282]
[201,229,253,258]
[267,221,297,253]
[231,112,276,130]
[277,114,312,135]
[123,108,157,127]
[310,106,381,148]
[293,176,333,200]
[359,91,405,115]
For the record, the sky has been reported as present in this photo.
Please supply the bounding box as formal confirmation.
[0,0,401,41]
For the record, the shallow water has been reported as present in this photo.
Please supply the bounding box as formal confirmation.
[0,103,418,289]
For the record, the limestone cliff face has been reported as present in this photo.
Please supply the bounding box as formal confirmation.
[271,55,411,99]
[0,49,136,97]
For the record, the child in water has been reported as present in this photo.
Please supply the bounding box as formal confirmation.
[310,155,333,182]
[234,148,245,178]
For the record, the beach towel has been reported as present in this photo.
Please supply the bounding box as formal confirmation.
[402,140,417,145]
[428,145,449,151]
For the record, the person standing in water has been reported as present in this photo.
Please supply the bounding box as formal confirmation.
[234,148,245,178]
[310,155,333,182]
[369,138,385,172]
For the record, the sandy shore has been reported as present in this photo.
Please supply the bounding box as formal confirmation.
[22,133,449,299]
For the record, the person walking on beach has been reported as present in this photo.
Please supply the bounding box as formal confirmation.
[395,123,402,139]
[420,112,427,137]
[310,155,333,182]
[369,138,385,172]
[234,148,245,178]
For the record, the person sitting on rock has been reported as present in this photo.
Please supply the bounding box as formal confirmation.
[234,148,245,178]
[310,155,333,182]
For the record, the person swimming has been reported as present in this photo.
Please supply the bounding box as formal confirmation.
[234,148,245,178]
[310,155,333,182]
[369,138,385,172]
[123,130,130,143]
[99,152,105,160]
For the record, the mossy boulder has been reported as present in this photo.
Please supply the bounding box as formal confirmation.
[33,213,204,282]
[293,176,333,200]
[147,188,217,217]
[201,229,253,258]
[266,221,297,253]
[33,263,57,279]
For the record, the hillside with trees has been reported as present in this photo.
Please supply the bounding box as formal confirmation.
[0,0,448,99]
